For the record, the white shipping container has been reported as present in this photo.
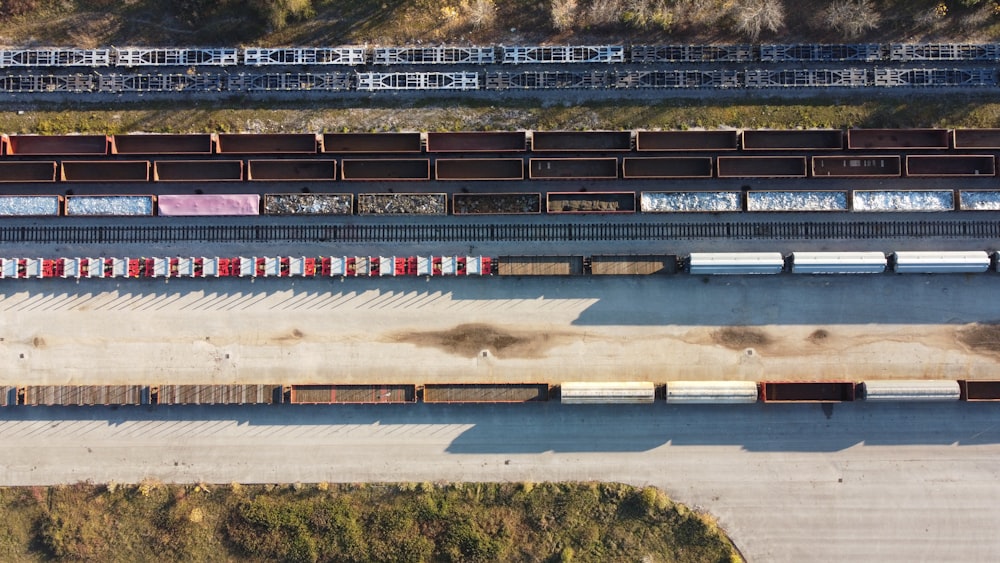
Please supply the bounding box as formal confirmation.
[665,381,759,404]
[688,252,785,275]
[560,381,655,404]
[791,251,887,274]
[417,256,431,276]
[861,380,960,401]
[893,251,990,273]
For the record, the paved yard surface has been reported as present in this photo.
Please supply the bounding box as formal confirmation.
[1,402,998,563]
[1,274,999,385]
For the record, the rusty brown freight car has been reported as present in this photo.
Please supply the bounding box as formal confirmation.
[905,155,996,177]
[423,384,549,403]
[217,133,318,154]
[529,158,618,179]
[847,129,949,149]
[153,160,243,181]
[497,256,585,276]
[531,131,632,151]
[812,156,902,177]
[590,255,676,275]
[341,159,430,180]
[288,384,416,404]
[322,133,422,153]
[7,135,108,156]
[427,131,526,152]
[717,156,807,178]
[546,192,635,213]
[636,130,738,151]
[248,160,336,181]
[959,380,1000,401]
[111,134,214,155]
[154,385,280,405]
[452,193,541,215]
[742,129,843,150]
[436,158,524,180]
[622,157,713,178]
[61,161,150,182]
[954,129,1000,149]
[760,382,856,403]
[0,162,57,182]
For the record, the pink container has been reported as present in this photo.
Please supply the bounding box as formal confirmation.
[157,194,260,216]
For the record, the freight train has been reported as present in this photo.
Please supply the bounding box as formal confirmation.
[3,380,1000,407]
[1,251,996,279]
[2,43,1000,68]
[3,129,1000,217]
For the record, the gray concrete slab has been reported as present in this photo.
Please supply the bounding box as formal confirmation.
[0,402,998,563]
[2,275,1000,385]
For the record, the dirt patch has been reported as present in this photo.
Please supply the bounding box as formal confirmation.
[391,323,571,359]
[807,329,829,344]
[711,327,772,350]
[274,329,305,342]
[31,337,45,348]
[956,323,1000,357]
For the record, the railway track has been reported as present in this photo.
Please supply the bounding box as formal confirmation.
[3,220,1000,244]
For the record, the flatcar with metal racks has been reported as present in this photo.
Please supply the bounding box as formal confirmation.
[3,43,1000,69]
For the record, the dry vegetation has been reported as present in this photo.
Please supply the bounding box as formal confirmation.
[0,0,998,46]
[0,481,741,563]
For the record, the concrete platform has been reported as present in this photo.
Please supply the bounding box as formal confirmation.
[2,274,999,385]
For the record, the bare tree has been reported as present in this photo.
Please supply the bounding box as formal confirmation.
[468,0,497,29]
[731,0,785,41]
[823,0,880,38]
[551,0,579,31]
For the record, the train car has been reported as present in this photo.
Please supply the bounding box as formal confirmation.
[23,385,148,406]
[356,193,446,215]
[426,131,526,152]
[529,158,619,179]
[905,155,995,177]
[531,131,632,151]
[559,382,656,404]
[847,128,950,149]
[790,251,887,274]
[760,382,856,403]
[153,160,243,181]
[953,129,1000,149]
[589,255,675,275]
[641,191,741,213]
[959,380,1000,401]
[287,384,416,404]
[546,192,635,213]
[65,195,154,216]
[622,157,713,179]
[263,193,353,215]
[497,256,585,276]
[852,190,955,212]
[322,132,422,153]
[111,134,214,155]
[5,134,108,156]
[435,158,524,180]
[153,384,281,405]
[665,381,759,404]
[747,191,848,212]
[216,133,318,154]
[156,194,260,216]
[452,193,541,215]
[0,195,62,217]
[341,159,430,180]
[717,156,807,178]
[892,251,990,273]
[60,160,150,182]
[423,383,549,403]
[742,129,843,150]
[860,380,961,401]
[0,161,58,182]
[811,155,901,177]
[688,252,785,275]
[247,159,336,181]
[635,130,738,151]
